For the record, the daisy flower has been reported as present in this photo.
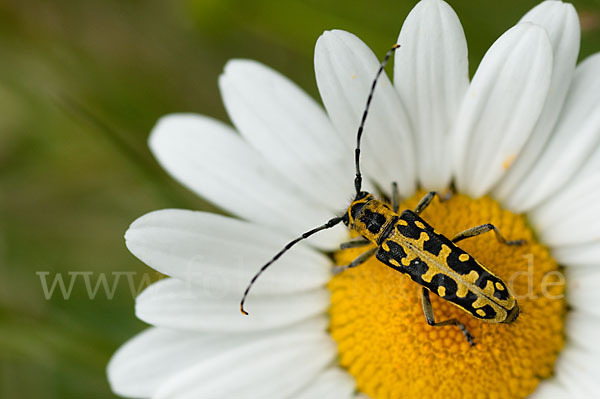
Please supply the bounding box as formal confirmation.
[107,0,600,398]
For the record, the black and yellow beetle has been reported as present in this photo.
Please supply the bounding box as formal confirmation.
[240,44,523,346]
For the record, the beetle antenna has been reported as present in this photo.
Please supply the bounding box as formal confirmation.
[354,43,401,195]
[240,216,344,315]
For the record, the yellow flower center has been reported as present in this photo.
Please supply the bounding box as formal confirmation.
[328,192,565,399]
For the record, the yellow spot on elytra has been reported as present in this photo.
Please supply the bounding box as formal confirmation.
[464,270,479,283]
[421,268,436,283]
[416,232,429,246]
[472,296,505,321]
[459,254,470,262]
[503,154,516,170]
[330,192,564,399]
[456,285,469,298]
[438,286,446,297]
[496,282,505,290]
[476,309,486,317]
[382,242,390,252]
[389,259,400,267]
[483,280,496,297]
[439,244,452,261]
[397,219,408,226]
[415,221,426,229]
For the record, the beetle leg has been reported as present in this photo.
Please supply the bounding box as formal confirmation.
[421,288,475,346]
[451,223,525,246]
[339,236,371,249]
[414,190,454,214]
[414,191,437,214]
[391,182,400,213]
[333,247,376,275]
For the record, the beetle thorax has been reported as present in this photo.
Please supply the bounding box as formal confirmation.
[347,196,396,243]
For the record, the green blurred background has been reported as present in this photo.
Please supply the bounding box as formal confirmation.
[0,0,598,397]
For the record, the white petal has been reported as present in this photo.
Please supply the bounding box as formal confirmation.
[289,367,356,399]
[494,1,580,202]
[530,172,600,246]
[219,60,351,208]
[136,278,329,332]
[107,328,241,398]
[125,209,332,296]
[108,318,328,398]
[569,53,600,180]
[566,311,600,354]
[554,346,600,397]
[154,331,336,399]
[576,52,600,177]
[394,0,468,190]
[501,53,600,212]
[315,30,416,197]
[552,242,600,268]
[453,23,553,198]
[566,267,600,317]
[149,113,346,247]
[528,379,570,399]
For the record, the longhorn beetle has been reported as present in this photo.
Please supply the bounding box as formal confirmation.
[239,44,524,346]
